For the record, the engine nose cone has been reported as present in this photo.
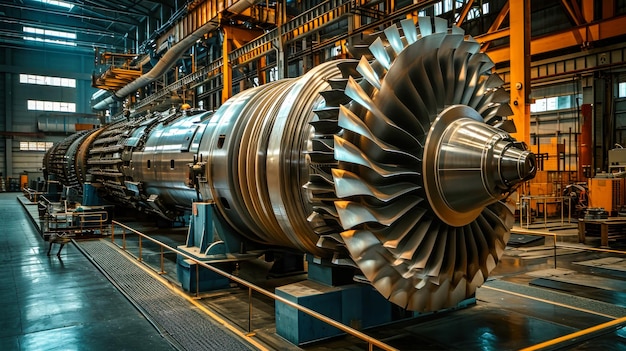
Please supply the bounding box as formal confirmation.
[498,144,537,188]
[423,105,536,227]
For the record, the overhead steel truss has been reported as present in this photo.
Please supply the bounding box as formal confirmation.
[120,0,626,120]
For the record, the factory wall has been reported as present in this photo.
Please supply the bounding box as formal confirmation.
[0,45,98,185]
[0,71,5,179]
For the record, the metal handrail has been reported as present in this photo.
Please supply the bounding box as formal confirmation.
[519,316,626,351]
[511,227,560,269]
[511,226,626,269]
[110,220,398,351]
[511,228,626,350]
[519,195,572,229]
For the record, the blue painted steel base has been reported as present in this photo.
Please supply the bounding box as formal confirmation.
[82,183,104,206]
[276,280,395,345]
[306,255,355,286]
[276,260,477,345]
[176,202,240,292]
[176,256,230,292]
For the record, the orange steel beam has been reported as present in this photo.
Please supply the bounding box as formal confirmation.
[480,1,509,51]
[486,14,626,64]
[455,0,475,27]
[509,0,530,145]
[475,27,509,45]
[602,0,615,19]
[489,1,510,32]
[222,25,264,47]
[581,0,594,23]
[222,22,232,103]
[559,0,584,26]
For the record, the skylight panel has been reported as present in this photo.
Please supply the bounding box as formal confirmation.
[33,0,74,10]
[23,26,76,39]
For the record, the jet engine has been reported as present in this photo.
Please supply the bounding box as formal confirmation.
[43,18,536,312]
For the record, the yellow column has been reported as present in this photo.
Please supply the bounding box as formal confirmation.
[257,56,267,86]
[221,24,232,103]
[509,0,531,145]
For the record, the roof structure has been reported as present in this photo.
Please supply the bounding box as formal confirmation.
[0,0,178,52]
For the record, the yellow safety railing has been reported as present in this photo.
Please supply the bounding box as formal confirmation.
[46,209,109,235]
[511,227,626,350]
[110,220,398,351]
[520,316,626,351]
[511,227,561,269]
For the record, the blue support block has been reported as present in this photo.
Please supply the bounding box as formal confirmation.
[176,202,243,292]
[276,261,477,345]
[306,255,354,286]
[275,280,394,345]
[82,183,103,206]
[181,202,243,256]
[176,256,230,292]
[186,202,214,253]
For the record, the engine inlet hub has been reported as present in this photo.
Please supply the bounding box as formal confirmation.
[423,105,536,227]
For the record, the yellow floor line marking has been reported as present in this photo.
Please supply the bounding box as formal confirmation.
[479,284,618,319]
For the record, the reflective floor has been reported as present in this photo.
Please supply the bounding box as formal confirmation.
[7,191,626,351]
[0,193,175,351]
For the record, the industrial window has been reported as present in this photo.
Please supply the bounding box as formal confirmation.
[427,1,490,19]
[19,141,54,151]
[23,27,76,40]
[20,74,76,88]
[433,2,443,15]
[619,82,626,98]
[267,67,279,82]
[27,100,76,112]
[530,95,576,113]
[23,26,76,46]
[466,3,490,20]
[33,0,74,10]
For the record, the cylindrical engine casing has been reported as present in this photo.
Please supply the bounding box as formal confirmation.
[197,62,344,256]
[129,114,208,209]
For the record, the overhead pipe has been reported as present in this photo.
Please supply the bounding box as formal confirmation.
[94,0,263,111]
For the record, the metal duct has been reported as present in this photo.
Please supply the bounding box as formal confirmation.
[37,116,101,133]
[93,0,262,110]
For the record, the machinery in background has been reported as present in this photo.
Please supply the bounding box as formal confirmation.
[562,183,589,219]
[608,146,626,173]
[42,17,536,344]
[588,177,625,216]
[557,147,626,224]
[587,146,626,216]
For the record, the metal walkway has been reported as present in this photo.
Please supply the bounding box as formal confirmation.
[75,239,257,351]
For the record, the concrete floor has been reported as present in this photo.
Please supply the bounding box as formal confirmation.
[0,193,176,351]
[6,191,626,350]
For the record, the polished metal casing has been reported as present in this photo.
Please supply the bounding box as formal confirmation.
[196,62,345,255]
[129,113,208,209]
[44,109,210,217]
